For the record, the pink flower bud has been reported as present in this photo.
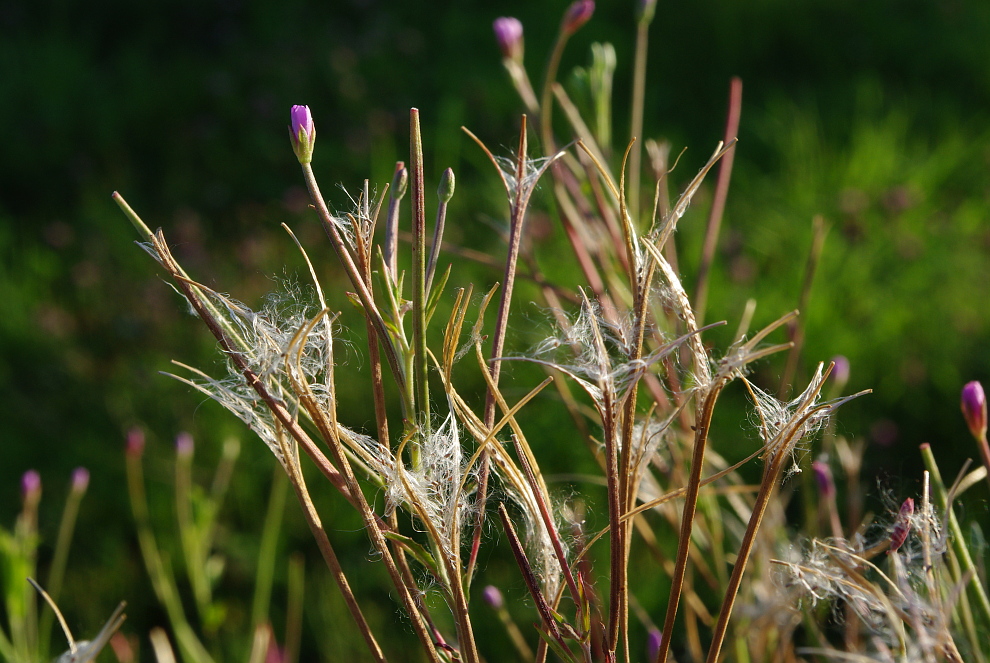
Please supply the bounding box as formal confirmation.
[829,355,850,388]
[481,585,504,609]
[811,460,835,498]
[71,467,90,493]
[647,629,663,662]
[492,17,524,61]
[289,105,316,164]
[126,427,145,457]
[176,431,194,458]
[21,470,41,501]
[562,0,595,35]
[889,497,914,552]
[961,381,987,440]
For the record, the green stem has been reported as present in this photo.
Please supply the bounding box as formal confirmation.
[251,467,288,629]
[628,14,652,224]
[126,448,215,663]
[540,32,571,153]
[656,381,726,663]
[39,477,86,658]
[920,444,990,627]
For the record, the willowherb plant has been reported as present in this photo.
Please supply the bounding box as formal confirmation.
[110,3,989,663]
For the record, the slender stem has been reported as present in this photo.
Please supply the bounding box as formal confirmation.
[126,448,215,663]
[468,117,533,583]
[498,504,574,658]
[289,355,444,663]
[779,215,828,397]
[628,14,653,225]
[251,467,288,630]
[39,477,86,657]
[976,431,990,490]
[176,445,209,617]
[694,77,742,326]
[920,444,990,627]
[279,445,388,663]
[510,435,582,611]
[706,445,788,663]
[656,381,726,663]
[299,163,407,400]
[284,553,305,663]
[540,32,571,153]
[410,109,431,443]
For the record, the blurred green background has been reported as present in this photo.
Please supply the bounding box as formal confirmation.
[1,0,989,659]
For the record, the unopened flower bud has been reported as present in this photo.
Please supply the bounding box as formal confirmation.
[437,167,455,204]
[71,467,90,493]
[289,105,316,164]
[562,0,595,35]
[637,0,657,23]
[889,497,914,552]
[176,432,194,459]
[493,17,524,61]
[481,585,503,609]
[961,381,987,441]
[391,162,408,200]
[126,427,146,457]
[811,460,835,498]
[647,629,663,662]
[829,355,850,389]
[21,470,41,502]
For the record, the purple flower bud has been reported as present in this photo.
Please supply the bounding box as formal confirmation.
[961,381,987,441]
[647,629,663,662]
[176,431,194,458]
[481,585,504,609]
[492,17,524,61]
[126,427,145,457]
[889,497,914,552]
[811,460,835,498]
[21,470,41,500]
[289,105,316,164]
[562,0,595,35]
[71,467,90,493]
[829,355,850,388]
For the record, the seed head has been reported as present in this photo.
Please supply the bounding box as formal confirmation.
[289,105,316,164]
[961,380,987,440]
